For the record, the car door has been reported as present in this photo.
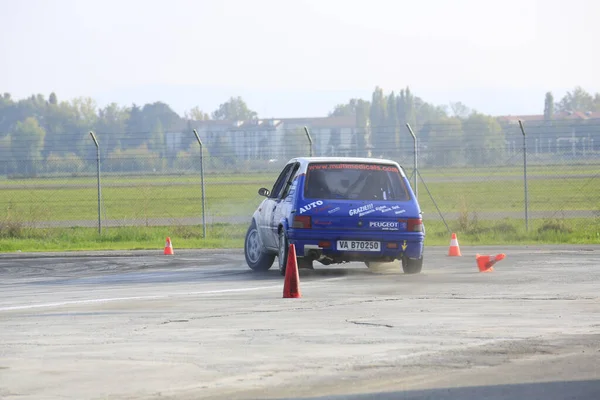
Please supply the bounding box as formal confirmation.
[259,163,296,250]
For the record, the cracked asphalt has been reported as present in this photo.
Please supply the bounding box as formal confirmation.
[0,245,599,400]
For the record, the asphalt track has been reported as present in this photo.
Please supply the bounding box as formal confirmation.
[1,245,599,400]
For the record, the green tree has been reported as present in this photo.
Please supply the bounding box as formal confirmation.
[385,92,399,156]
[555,86,595,112]
[404,87,416,128]
[11,117,46,174]
[544,92,554,120]
[211,96,257,120]
[96,103,130,153]
[185,106,210,121]
[450,101,471,119]
[425,117,464,166]
[49,92,58,105]
[148,120,165,155]
[353,99,370,157]
[141,101,181,131]
[462,113,505,166]
[329,99,360,117]
[369,86,387,156]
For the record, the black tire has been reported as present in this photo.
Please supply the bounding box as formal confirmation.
[402,256,423,274]
[278,229,288,276]
[244,220,275,271]
[298,258,314,270]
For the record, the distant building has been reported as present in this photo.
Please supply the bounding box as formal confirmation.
[174,115,361,160]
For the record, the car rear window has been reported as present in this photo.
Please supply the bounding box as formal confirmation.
[304,162,410,201]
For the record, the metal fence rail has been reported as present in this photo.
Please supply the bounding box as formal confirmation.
[1,121,599,239]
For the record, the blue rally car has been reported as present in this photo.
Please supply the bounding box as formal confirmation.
[244,157,425,276]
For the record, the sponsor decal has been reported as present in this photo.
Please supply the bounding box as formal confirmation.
[309,163,398,172]
[395,209,406,214]
[349,203,374,216]
[359,209,376,217]
[369,221,400,229]
[328,207,341,214]
[299,200,324,214]
[313,219,333,226]
[316,204,334,213]
[376,205,393,213]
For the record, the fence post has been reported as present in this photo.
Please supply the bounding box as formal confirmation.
[406,123,418,199]
[518,120,529,232]
[304,126,313,157]
[193,129,207,238]
[89,131,102,235]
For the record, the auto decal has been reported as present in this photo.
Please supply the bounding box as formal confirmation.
[376,205,393,213]
[299,200,324,214]
[328,207,341,214]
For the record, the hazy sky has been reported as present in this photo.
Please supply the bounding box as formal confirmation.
[1,0,598,117]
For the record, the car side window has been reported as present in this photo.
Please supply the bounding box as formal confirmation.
[280,163,300,200]
[269,163,295,199]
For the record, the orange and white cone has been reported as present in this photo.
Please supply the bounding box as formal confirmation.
[283,244,301,298]
[448,233,462,256]
[476,253,505,272]
[164,237,174,255]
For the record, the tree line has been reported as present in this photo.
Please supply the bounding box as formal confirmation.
[0,86,598,175]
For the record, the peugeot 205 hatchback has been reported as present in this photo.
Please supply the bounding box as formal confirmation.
[244,157,425,276]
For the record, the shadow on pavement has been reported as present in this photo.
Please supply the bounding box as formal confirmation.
[276,379,600,400]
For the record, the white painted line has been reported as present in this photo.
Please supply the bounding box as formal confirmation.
[0,277,347,312]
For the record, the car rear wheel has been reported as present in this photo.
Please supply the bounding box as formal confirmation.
[402,256,423,274]
[244,220,275,272]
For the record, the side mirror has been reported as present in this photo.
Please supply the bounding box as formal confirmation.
[258,187,270,197]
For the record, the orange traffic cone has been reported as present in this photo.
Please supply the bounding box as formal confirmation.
[283,243,301,298]
[164,237,174,255]
[475,253,505,272]
[448,233,462,256]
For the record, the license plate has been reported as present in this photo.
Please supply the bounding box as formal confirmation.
[337,240,381,252]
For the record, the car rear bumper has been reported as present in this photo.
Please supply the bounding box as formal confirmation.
[287,228,424,260]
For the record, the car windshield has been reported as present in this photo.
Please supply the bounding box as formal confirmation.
[304,162,410,201]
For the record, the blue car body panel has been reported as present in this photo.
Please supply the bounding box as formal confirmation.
[286,174,424,260]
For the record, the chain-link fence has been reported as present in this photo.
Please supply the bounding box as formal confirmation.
[1,119,599,241]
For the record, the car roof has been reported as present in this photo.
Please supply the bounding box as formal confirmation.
[290,156,400,166]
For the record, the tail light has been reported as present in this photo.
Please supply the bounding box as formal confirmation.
[407,218,423,232]
[292,215,312,229]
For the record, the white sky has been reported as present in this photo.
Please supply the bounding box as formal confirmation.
[1,0,599,117]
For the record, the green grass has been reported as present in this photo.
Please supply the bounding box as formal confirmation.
[1,217,598,253]
[417,163,600,179]
[1,173,597,223]
[0,224,247,252]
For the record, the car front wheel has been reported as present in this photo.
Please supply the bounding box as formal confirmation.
[278,229,289,276]
[244,220,275,271]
